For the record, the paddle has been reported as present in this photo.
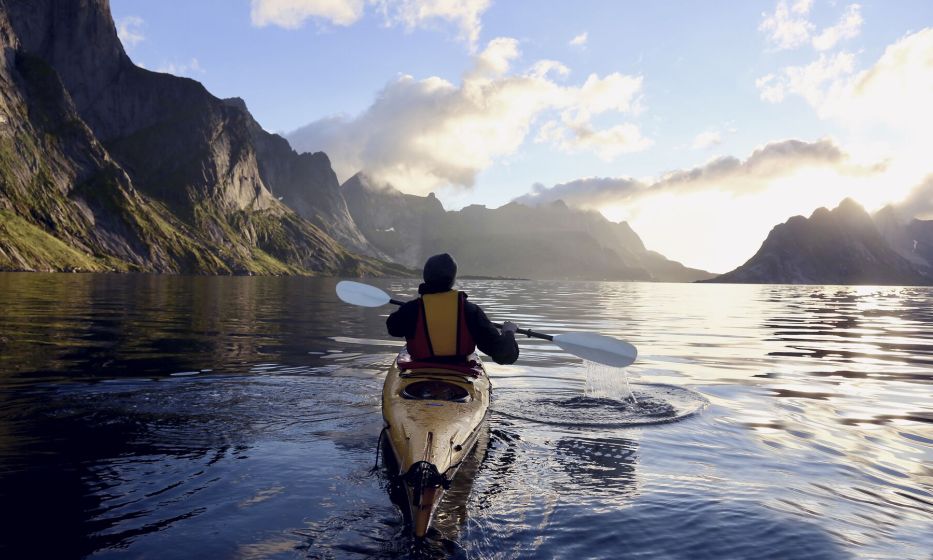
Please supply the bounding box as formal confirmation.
[336,280,638,368]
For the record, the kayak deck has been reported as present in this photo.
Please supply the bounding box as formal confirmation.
[382,350,490,537]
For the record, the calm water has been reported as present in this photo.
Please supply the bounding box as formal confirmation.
[0,274,930,559]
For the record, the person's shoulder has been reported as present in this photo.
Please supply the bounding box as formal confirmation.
[461,296,485,316]
[393,298,420,312]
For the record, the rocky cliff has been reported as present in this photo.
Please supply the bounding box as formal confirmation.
[707,199,933,285]
[874,205,933,271]
[0,0,392,274]
[343,173,714,281]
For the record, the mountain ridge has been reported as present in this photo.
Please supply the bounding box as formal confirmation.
[706,198,933,285]
[343,172,715,282]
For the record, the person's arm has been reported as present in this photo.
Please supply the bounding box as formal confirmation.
[466,303,519,365]
[386,300,418,338]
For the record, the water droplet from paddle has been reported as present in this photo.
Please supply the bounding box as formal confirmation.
[584,360,637,403]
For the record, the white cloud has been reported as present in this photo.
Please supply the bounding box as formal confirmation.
[759,0,814,50]
[466,36,520,79]
[376,0,491,49]
[756,51,856,105]
[250,0,365,28]
[288,38,650,193]
[894,176,933,220]
[691,130,722,150]
[538,121,652,160]
[116,15,145,48]
[250,0,491,47]
[514,138,874,208]
[755,28,933,226]
[157,58,205,77]
[759,1,862,51]
[527,60,570,79]
[812,4,863,51]
[756,28,933,132]
[569,31,588,48]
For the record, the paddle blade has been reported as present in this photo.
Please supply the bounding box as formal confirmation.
[553,332,638,368]
[336,281,391,307]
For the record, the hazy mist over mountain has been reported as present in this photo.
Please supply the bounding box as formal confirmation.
[343,173,714,282]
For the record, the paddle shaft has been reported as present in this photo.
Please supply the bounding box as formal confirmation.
[387,299,554,341]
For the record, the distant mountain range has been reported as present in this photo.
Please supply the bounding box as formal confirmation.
[343,173,714,282]
[706,198,933,285]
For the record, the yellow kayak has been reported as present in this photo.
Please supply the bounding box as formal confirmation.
[381,349,490,538]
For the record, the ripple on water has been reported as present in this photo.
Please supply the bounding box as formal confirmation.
[492,384,709,427]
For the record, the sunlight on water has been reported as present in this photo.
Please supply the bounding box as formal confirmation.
[584,360,637,403]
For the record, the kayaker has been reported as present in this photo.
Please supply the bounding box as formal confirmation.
[386,253,519,365]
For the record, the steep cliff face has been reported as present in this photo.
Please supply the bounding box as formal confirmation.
[0,9,193,271]
[343,173,447,266]
[344,173,713,281]
[0,0,389,274]
[226,97,380,258]
[708,199,932,285]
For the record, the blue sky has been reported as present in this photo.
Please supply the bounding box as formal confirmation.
[111,1,933,272]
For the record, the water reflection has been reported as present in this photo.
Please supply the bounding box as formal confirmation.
[554,436,638,498]
[0,274,368,381]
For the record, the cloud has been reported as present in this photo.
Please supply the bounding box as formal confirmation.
[466,36,520,78]
[894,176,933,219]
[812,4,863,51]
[759,0,814,50]
[691,130,722,150]
[157,58,205,77]
[755,51,856,105]
[250,0,365,27]
[250,0,491,47]
[537,121,652,160]
[759,1,862,51]
[569,31,588,48]
[375,0,491,49]
[116,15,145,48]
[513,138,876,208]
[757,28,933,133]
[288,37,650,193]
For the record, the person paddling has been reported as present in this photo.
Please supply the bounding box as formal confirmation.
[386,253,519,365]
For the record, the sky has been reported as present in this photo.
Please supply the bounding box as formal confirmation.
[111,0,933,272]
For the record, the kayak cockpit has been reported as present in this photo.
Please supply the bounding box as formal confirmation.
[401,380,472,402]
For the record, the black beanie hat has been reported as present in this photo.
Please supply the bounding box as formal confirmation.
[421,253,457,293]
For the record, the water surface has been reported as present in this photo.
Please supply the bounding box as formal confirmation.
[0,274,930,558]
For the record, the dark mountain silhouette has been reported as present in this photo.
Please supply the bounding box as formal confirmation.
[873,205,933,271]
[707,198,933,285]
[343,173,714,281]
[0,0,394,274]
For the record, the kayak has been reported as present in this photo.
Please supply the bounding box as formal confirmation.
[381,348,490,538]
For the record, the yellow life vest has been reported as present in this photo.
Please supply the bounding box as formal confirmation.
[408,290,475,359]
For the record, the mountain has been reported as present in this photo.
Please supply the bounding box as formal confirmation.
[873,205,933,271]
[343,173,714,281]
[0,0,393,275]
[707,199,933,285]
